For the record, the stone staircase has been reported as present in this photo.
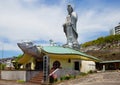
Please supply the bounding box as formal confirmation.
[29,71,43,84]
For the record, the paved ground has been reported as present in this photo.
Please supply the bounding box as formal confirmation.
[57,71,120,85]
[0,71,120,85]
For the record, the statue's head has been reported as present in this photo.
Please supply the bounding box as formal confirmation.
[67,4,73,15]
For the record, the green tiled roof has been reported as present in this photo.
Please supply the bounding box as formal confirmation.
[42,46,101,62]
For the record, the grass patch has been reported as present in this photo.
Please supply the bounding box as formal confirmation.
[16,80,25,83]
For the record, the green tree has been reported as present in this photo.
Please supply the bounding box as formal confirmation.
[0,63,6,70]
[12,54,22,70]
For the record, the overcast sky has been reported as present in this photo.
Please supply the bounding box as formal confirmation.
[0,0,120,58]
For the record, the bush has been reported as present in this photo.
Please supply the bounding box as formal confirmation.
[60,76,66,81]
[54,78,58,82]
[0,64,6,70]
[80,72,87,76]
[70,75,76,79]
[16,80,25,83]
[12,62,22,70]
[88,70,93,74]
[65,76,70,80]
[60,74,76,81]
[49,75,58,83]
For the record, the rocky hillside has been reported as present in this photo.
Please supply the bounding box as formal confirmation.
[81,35,120,61]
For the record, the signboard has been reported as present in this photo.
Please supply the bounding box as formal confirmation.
[43,55,50,83]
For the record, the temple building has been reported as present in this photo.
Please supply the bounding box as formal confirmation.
[15,42,100,83]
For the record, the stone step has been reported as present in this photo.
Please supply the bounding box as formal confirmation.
[29,71,43,84]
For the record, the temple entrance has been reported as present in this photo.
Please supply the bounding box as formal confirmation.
[35,59,43,71]
[74,61,79,71]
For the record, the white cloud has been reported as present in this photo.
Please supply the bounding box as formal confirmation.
[0,1,65,41]
[0,0,67,51]
[0,0,120,52]
[77,8,120,42]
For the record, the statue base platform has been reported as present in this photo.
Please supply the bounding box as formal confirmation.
[63,43,80,51]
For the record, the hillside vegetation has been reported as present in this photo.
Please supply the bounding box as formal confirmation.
[81,34,120,61]
[82,34,120,47]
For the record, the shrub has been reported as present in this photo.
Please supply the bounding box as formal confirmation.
[0,64,6,70]
[50,76,54,83]
[80,72,87,76]
[65,74,70,80]
[54,78,58,82]
[69,75,76,79]
[60,76,65,81]
[16,80,25,83]
[65,76,70,80]
[60,74,75,81]
[49,74,58,83]
[88,70,93,74]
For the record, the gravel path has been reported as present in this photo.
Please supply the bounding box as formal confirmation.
[57,71,120,85]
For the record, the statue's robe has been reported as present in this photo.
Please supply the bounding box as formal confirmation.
[63,11,78,45]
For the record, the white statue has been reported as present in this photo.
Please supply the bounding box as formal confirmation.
[63,5,79,49]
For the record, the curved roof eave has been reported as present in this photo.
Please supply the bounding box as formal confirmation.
[41,46,101,62]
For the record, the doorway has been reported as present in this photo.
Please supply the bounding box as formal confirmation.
[74,61,79,71]
[35,59,43,71]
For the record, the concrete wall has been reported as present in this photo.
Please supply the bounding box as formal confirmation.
[1,71,26,81]
[1,71,40,81]
[81,60,96,73]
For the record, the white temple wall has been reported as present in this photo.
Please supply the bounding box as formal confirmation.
[80,60,96,73]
